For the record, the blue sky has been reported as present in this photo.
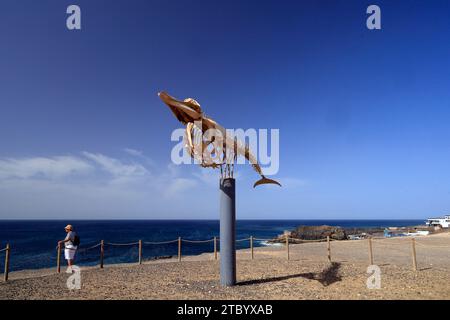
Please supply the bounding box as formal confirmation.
[1,0,450,219]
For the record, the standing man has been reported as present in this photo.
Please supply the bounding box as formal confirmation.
[58,225,79,273]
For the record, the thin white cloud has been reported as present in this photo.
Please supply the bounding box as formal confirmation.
[163,178,198,198]
[193,168,220,186]
[0,152,296,219]
[279,177,307,189]
[0,152,217,218]
[0,156,93,180]
[123,148,143,157]
[167,163,181,178]
[82,152,149,177]
[122,148,156,168]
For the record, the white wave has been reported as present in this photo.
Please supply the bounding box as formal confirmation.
[259,241,283,247]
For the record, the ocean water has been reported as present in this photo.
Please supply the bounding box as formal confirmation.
[0,219,424,272]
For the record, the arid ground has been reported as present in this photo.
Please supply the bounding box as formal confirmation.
[1,232,449,299]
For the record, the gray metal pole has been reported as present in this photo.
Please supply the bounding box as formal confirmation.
[220,177,236,286]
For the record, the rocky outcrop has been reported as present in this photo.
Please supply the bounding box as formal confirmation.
[291,225,347,241]
[269,225,348,243]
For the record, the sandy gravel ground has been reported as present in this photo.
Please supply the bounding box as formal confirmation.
[1,232,449,300]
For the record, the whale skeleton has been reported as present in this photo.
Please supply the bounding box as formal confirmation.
[158,91,281,188]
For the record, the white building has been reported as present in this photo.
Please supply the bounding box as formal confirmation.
[426,215,450,228]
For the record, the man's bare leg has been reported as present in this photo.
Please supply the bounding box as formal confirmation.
[66,259,73,273]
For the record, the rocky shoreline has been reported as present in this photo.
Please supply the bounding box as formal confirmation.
[269,224,437,244]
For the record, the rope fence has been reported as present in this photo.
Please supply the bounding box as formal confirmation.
[82,243,102,251]
[414,242,450,249]
[182,239,215,243]
[1,244,10,282]
[143,240,179,245]
[105,242,139,246]
[1,234,449,282]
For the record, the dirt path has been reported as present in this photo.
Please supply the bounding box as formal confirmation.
[1,233,449,300]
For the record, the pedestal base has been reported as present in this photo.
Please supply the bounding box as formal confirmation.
[219,178,236,286]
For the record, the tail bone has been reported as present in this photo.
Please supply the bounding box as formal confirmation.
[253,176,282,188]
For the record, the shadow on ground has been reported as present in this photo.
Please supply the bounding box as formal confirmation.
[238,262,342,287]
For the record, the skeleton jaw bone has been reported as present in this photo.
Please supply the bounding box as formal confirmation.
[158,92,202,125]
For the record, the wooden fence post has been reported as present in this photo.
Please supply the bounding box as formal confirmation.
[286,234,290,260]
[411,238,418,271]
[178,237,181,262]
[214,237,217,260]
[327,236,331,262]
[4,244,10,282]
[100,240,104,269]
[56,242,61,273]
[368,238,374,265]
[250,236,254,260]
[138,240,142,265]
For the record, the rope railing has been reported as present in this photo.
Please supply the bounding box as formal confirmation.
[288,237,330,242]
[371,237,450,249]
[370,237,449,271]
[182,239,215,243]
[2,234,447,280]
[252,238,275,241]
[75,243,102,256]
[83,243,102,250]
[143,239,179,245]
[105,242,139,246]
[414,241,450,249]
[372,239,408,244]
[252,237,330,243]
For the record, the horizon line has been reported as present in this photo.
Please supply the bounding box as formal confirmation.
[0,218,427,221]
